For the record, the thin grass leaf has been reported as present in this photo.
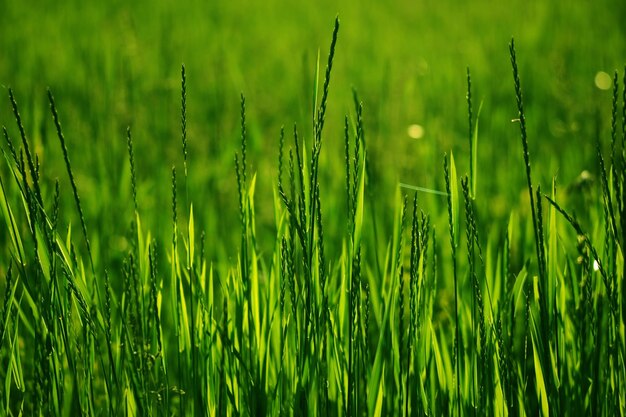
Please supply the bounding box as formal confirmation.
[189,204,195,269]
[353,154,366,250]
[530,316,549,417]
[471,101,483,199]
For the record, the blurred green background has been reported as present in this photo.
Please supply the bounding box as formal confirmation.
[1,0,625,265]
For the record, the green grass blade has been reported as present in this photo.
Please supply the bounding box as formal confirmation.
[312,49,320,123]
[471,100,483,198]
[353,153,366,249]
[371,363,385,417]
[189,203,195,269]
[399,183,449,196]
[0,176,25,262]
[450,152,459,247]
[530,317,549,417]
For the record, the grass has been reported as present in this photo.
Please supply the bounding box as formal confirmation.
[1,4,626,417]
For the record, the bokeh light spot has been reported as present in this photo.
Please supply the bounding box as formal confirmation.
[595,71,612,90]
[407,124,425,139]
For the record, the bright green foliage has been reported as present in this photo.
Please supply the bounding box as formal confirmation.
[1,12,626,417]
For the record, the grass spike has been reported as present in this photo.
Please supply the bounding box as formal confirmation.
[544,195,615,314]
[597,140,619,242]
[240,93,248,188]
[314,16,340,139]
[509,38,543,281]
[126,127,138,212]
[2,126,18,169]
[47,89,95,276]
[181,64,188,181]
[467,67,474,196]
[278,125,285,193]
[9,88,42,204]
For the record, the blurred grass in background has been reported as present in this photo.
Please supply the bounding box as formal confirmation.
[1,0,624,263]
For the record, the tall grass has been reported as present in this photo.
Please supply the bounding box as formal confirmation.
[0,21,625,417]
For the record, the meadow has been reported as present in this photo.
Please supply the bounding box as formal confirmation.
[0,0,625,415]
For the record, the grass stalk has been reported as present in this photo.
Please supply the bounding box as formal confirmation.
[444,153,461,416]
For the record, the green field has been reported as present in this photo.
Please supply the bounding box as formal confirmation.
[1,1,625,415]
